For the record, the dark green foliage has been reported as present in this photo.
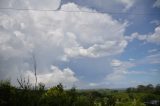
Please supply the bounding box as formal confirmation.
[0,80,45,106]
[0,80,16,106]
[0,80,160,106]
[155,84,160,95]
[106,95,116,106]
[66,87,77,106]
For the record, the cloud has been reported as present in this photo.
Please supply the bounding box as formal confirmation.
[147,26,160,44]
[0,3,128,60]
[150,20,160,26]
[106,59,135,82]
[105,58,160,83]
[110,59,122,67]
[0,0,60,9]
[0,2,128,86]
[126,26,160,44]
[125,32,147,42]
[117,0,135,11]
[153,0,160,8]
[24,65,78,87]
[148,49,158,53]
[146,53,160,64]
[63,40,127,60]
[89,83,98,87]
[58,0,135,12]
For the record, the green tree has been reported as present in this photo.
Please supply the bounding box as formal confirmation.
[0,80,16,106]
[40,83,68,106]
[66,87,77,106]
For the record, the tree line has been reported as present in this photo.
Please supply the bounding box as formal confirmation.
[0,80,160,106]
[127,84,160,94]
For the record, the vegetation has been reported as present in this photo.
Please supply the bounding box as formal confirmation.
[0,80,160,106]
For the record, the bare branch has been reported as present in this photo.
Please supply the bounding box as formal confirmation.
[32,53,38,89]
[17,78,24,89]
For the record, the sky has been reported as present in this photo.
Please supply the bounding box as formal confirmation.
[0,0,160,89]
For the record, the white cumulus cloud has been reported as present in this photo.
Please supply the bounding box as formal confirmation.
[147,26,160,44]
[0,3,128,61]
[126,26,160,44]
[0,1,128,86]
[25,65,78,87]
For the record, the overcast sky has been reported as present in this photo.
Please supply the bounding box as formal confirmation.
[0,0,160,89]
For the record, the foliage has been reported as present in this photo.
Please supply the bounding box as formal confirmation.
[0,80,160,106]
